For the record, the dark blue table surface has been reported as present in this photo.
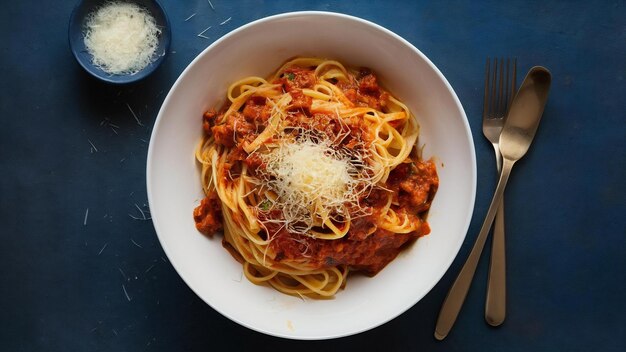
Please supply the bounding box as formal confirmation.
[1,0,624,351]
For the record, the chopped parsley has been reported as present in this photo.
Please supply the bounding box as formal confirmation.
[286,72,295,81]
[258,199,272,211]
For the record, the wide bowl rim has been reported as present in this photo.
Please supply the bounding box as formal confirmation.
[147,10,476,340]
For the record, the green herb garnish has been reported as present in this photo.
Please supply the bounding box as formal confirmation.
[258,199,272,211]
[286,72,295,81]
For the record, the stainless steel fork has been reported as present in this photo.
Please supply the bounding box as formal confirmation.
[482,58,516,327]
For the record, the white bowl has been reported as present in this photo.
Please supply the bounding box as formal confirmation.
[147,11,475,340]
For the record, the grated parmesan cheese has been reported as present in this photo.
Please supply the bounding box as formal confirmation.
[84,2,161,75]
[256,133,374,235]
[268,140,352,206]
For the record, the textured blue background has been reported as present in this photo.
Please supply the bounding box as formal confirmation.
[1,0,624,351]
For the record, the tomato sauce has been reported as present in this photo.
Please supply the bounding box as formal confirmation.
[194,66,439,275]
[193,191,223,236]
[262,156,437,275]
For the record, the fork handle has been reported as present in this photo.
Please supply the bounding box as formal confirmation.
[486,200,506,326]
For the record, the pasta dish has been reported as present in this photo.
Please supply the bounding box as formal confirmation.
[193,57,438,297]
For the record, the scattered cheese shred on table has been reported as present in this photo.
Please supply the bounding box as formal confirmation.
[84,2,161,75]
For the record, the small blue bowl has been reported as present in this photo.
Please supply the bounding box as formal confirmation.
[68,0,171,84]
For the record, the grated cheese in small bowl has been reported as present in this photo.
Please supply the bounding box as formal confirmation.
[84,2,161,75]
[69,0,170,83]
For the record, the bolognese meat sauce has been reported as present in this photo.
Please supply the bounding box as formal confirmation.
[193,64,439,276]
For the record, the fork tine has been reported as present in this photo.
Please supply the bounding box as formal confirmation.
[504,58,510,109]
[483,58,491,119]
[484,58,518,119]
[498,58,505,116]
[491,58,498,118]
[503,58,517,116]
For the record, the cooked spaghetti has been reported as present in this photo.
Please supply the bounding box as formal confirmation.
[193,58,439,297]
